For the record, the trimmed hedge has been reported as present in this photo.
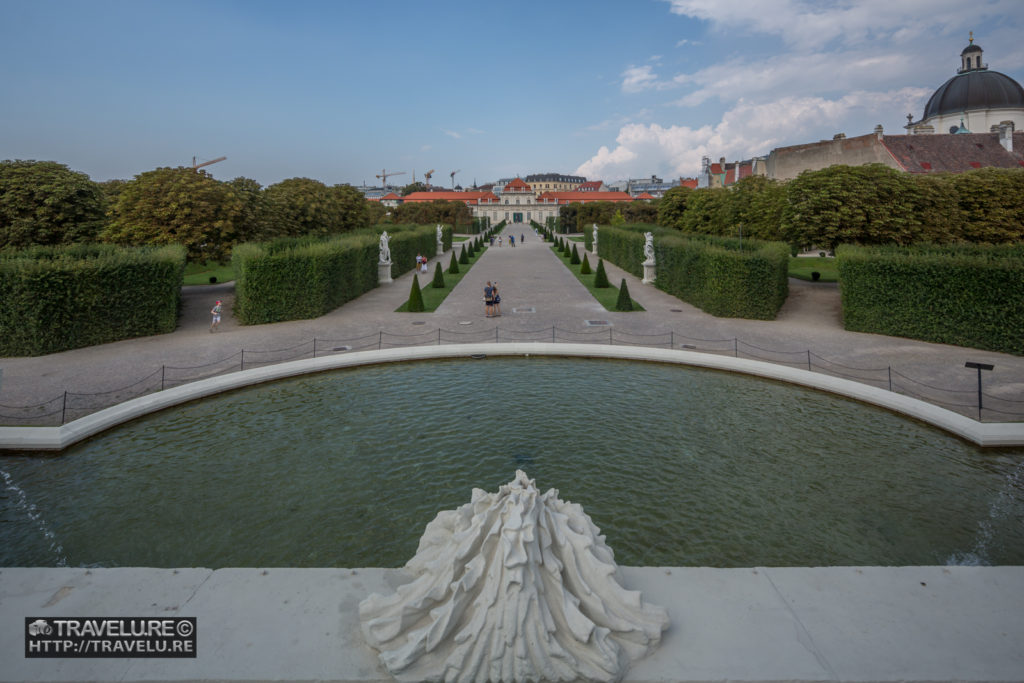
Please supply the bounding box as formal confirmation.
[232,224,450,324]
[597,225,789,319]
[0,243,186,356]
[837,243,1024,354]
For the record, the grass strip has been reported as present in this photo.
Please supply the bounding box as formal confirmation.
[183,260,235,285]
[550,245,645,311]
[395,244,489,312]
[789,256,838,282]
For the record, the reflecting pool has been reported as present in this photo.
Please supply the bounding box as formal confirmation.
[2,358,1022,567]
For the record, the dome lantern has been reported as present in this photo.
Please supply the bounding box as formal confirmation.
[959,32,986,73]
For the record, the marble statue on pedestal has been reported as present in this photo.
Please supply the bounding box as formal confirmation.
[378,231,393,284]
[641,231,656,284]
[360,470,669,683]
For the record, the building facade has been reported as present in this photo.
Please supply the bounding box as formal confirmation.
[523,173,586,196]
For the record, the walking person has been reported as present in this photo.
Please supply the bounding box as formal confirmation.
[498,236,502,247]
[509,234,515,248]
[491,281,502,317]
[210,300,223,333]
[521,233,525,244]
[484,281,494,317]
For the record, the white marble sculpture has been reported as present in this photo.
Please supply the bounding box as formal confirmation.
[360,470,669,683]
[436,224,444,243]
[379,231,392,264]
[592,223,599,255]
[642,231,655,265]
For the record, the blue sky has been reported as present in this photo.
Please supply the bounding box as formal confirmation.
[2,0,1022,188]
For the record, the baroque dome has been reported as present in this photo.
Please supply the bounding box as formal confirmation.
[923,69,1024,119]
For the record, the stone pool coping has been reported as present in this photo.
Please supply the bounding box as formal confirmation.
[1,343,1022,451]
[1,565,1022,682]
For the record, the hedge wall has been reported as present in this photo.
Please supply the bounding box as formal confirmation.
[656,234,790,319]
[596,225,789,319]
[0,244,186,356]
[836,243,1024,354]
[232,224,450,325]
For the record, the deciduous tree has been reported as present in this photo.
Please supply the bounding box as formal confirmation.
[102,167,245,261]
[0,160,107,248]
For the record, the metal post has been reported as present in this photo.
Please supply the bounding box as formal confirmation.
[240,350,245,371]
[734,338,738,357]
[965,362,994,420]
[495,326,499,342]
[609,328,613,345]
[552,327,555,343]
[313,338,317,358]
[807,350,811,372]
[670,331,674,348]
[61,391,67,425]
[378,331,382,350]
[438,328,441,345]
[161,365,166,391]
[888,367,892,392]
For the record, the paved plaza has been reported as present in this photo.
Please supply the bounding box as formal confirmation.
[0,223,1022,419]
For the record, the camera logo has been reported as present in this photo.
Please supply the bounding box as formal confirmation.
[27,619,52,636]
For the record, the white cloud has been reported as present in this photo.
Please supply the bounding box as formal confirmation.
[444,130,462,139]
[621,65,660,93]
[420,145,432,152]
[665,0,1020,51]
[574,87,928,180]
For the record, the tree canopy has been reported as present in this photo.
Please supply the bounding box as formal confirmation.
[258,178,367,239]
[0,159,107,248]
[101,167,245,261]
[400,182,428,196]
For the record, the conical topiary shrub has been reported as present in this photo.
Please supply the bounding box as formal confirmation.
[615,278,633,311]
[570,244,580,265]
[449,252,460,274]
[432,262,445,288]
[580,253,591,274]
[407,274,425,312]
[594,259,610,288]
[460,244,470,263]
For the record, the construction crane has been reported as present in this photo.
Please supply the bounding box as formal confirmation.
[450,169,461,189]
[375,169,406,193]
[423,169,435,188]
[192,155,226,171]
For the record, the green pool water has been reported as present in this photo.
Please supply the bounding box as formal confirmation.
[2,357,1022,567]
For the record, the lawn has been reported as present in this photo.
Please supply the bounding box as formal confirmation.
[789,256,838,282]
[183,261,235,285]
[395,243,489,312]
[550,244,645,312]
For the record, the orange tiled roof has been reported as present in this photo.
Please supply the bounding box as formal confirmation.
[635,192,655,199]
[401,191,499,204]
[502,177,533,192]
[680,178,698,189]
[536,191,633,203]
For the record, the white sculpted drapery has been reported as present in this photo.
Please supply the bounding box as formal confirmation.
[359,471,670,683]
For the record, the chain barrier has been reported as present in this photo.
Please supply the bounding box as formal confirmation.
[1,325,1020,426]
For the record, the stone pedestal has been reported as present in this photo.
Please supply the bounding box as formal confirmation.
[436,241,444,257]
[642,261,656,285]
[378,261,393,285]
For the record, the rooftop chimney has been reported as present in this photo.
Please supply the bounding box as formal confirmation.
[998,122,1014,152]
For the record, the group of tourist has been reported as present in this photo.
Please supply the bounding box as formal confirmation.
[488,234,526,248]
[415,254,429,273]
[483,281,501,318]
